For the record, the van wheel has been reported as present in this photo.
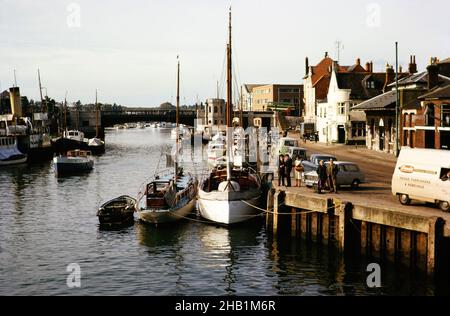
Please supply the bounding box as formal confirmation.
[439,201,450,212]
[399,194,411,205]
[351,179,360,189]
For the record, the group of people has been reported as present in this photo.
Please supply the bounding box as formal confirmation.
[316,159,339,194]
[278,154,304,187]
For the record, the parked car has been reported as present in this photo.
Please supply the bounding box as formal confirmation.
[392,147,450,212]
[301,154,337,173]
[304,161,365,189]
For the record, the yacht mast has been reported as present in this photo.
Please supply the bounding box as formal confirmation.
[226,8,233,183]
[64,91,68,132]
[175,56,180,187]
[95,89,99,138]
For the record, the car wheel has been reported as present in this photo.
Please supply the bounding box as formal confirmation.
[351,179,360,189]
[399,194,411,205]
[439,201,450,212]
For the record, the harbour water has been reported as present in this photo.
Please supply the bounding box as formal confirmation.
[0,128,440,295]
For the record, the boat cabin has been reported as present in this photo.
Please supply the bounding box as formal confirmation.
[64,130,85,142]
[146,180,172,209]
[66,150,92,158]
[202,167,259,192]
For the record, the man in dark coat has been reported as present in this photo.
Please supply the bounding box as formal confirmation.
[284,154,293,187]
[278,154,286,187]
[316,160,328,194]
[326,159,339,193]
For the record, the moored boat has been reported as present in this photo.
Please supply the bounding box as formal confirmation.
[135,57,197,225]
[0,136,27,166]
[198,9,263,225]
[53,149,94,176]
[97,195,136,225]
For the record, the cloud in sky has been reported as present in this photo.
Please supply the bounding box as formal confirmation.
[1,0,449,106]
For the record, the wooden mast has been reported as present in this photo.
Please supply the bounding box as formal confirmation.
[175,56,180,185]
[64,91,68,133]
[38,69,45,112]
[95,89,99,138]
[226,8,233,183]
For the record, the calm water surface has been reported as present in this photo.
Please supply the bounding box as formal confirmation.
[0,128,441,295]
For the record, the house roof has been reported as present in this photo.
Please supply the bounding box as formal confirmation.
[243,84,267,93]
[388,71,450,87]
[418,84,450,100]
[352,90,397,111]
[336,73,390,100]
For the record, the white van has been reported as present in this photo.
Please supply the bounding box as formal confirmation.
[276,137,299,155]
[392,147,450,212]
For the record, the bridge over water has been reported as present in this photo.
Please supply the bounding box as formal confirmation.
[101,108,197,127]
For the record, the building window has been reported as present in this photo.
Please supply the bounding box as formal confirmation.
[338,102,346,115]
[209,106,212,113]
[82,120,90,127]
[366,81,375,89]
[442,104,450,127]
[352,122,366,137]
[425,104,435,126]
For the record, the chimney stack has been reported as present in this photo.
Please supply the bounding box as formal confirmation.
[325,52,328,58]
[408,55,418,74]
[370,61,373,73]
[383,64,395,92]
[427,57,440,90]
[356,58,361,66]
[305,57,309,76]
[365,62,371,72]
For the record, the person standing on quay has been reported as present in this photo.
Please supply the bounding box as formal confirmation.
[278,154,286,187]
[294,155,304,187]
[327,159,339,193]
[317,160,328,194]
[284,154,293,187]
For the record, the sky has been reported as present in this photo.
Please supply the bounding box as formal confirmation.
[1,0,449,107]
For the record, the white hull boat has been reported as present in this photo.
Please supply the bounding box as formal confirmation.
[198,189,261,225]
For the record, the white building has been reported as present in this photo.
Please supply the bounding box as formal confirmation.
[317,62,394,144]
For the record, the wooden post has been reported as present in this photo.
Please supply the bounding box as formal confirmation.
[427,217,444,276]
[291,208,297,237]
[361,221,368,254]
[385,226,396,262]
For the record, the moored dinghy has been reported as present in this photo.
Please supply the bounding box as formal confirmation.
[97,195,136,225]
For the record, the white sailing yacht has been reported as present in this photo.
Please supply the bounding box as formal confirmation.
[198,10,262,225]
[135,57,197,224]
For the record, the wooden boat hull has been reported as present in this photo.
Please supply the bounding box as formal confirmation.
[137,198,196,225]
[97,195,136,225]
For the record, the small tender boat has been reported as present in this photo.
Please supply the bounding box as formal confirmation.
[97,195,136,225]
[53,149,94,176]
